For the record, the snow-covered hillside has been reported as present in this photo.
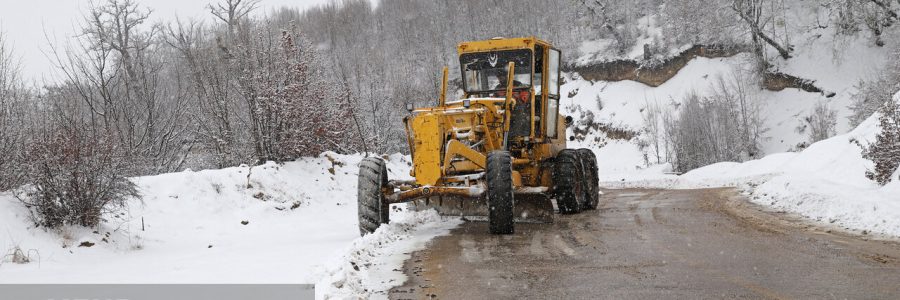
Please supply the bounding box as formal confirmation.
[564,1,892,174]
[597,94,900,237]
[563,1,898,238]
[0,153,460,298]
[564,46,889,168]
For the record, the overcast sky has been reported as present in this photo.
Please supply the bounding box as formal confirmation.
[0,0,337,83]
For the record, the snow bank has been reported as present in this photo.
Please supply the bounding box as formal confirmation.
[743,101,899,237]
[0,153,460,295]
[316,210,460,299]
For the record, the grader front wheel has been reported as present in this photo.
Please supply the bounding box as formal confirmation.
[358,157,390,236]
[486,151,515,234]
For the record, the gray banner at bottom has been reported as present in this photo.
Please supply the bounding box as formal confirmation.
[0,284,315,300]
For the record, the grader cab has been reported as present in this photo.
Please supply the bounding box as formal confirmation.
[358,37,600,235]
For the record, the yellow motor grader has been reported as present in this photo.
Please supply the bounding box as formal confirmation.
[358,37,599,235]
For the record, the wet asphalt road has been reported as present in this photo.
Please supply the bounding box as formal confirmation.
[389,188,900,299]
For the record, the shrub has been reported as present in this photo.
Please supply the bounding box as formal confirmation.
[16,127,139,228]
[849,76,899,128]
[664,80,762,172]
[799,100,837,144]
[864,101,900,185]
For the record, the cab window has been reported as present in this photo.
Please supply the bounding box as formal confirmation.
[460,50,533,93]
[534,45,544,96]
[548,49,561,97]
[545,49,561,138]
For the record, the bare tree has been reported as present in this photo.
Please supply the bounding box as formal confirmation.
[663,73,764,172]
[574,0,635,54]
[710,70,764,159]
[798,100,838,145]
[825,0,899,46]
[641,99,664,164]
[46,0,192,174]
[201,0,358,162]
[0,31,34,190]
[868,0,899,22]
[732,0,793,64]
[167,19,251,168]
[662,0,741,46]
[208,0,260,41]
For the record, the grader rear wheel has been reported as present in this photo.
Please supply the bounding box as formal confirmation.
[358,157,390,236]
[577,149,600,210]
[554,149,585,214]
[486,151,515,234]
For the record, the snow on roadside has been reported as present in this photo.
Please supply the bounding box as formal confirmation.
[741,105,900,238]
[316,209,460,300]
[0,152,459,295]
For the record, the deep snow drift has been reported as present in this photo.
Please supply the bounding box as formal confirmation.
[0,153,460,298]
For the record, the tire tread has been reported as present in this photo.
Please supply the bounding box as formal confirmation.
[358,157,390,236]
[486,151,515,234]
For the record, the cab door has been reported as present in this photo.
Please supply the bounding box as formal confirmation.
[543,48,561,140]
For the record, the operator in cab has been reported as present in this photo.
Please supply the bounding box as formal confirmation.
[494,69,531,138]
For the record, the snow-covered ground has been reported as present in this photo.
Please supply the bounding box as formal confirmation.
[563,46,888,158]
[564,50,900,236]
[564,1,891,162]
[563,1,898,238]
[596,96,900,238]
[0,153,460,299]
[1,3,897,297]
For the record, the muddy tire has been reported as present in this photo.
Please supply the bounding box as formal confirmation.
[358,157,390,236]
[554,149,585,214]
[577,149,600,210]
[486,151,515,234]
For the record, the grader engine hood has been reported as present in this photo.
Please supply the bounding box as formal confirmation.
[407,104,497,186]
[410,113,444,186]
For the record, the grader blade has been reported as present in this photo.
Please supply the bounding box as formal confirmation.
[408,193,555,223]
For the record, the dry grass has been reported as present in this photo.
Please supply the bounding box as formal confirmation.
[1,246,39,267]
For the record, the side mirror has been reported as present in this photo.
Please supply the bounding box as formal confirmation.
[405,102,414,112]
[462,99,471,108]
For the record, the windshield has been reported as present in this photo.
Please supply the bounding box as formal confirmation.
[460,50,532,93]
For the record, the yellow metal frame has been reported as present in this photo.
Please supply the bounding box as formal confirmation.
[457,37,547,53]
[443,140,486,172]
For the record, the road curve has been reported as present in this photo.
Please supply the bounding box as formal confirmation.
[389,188,900,299]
